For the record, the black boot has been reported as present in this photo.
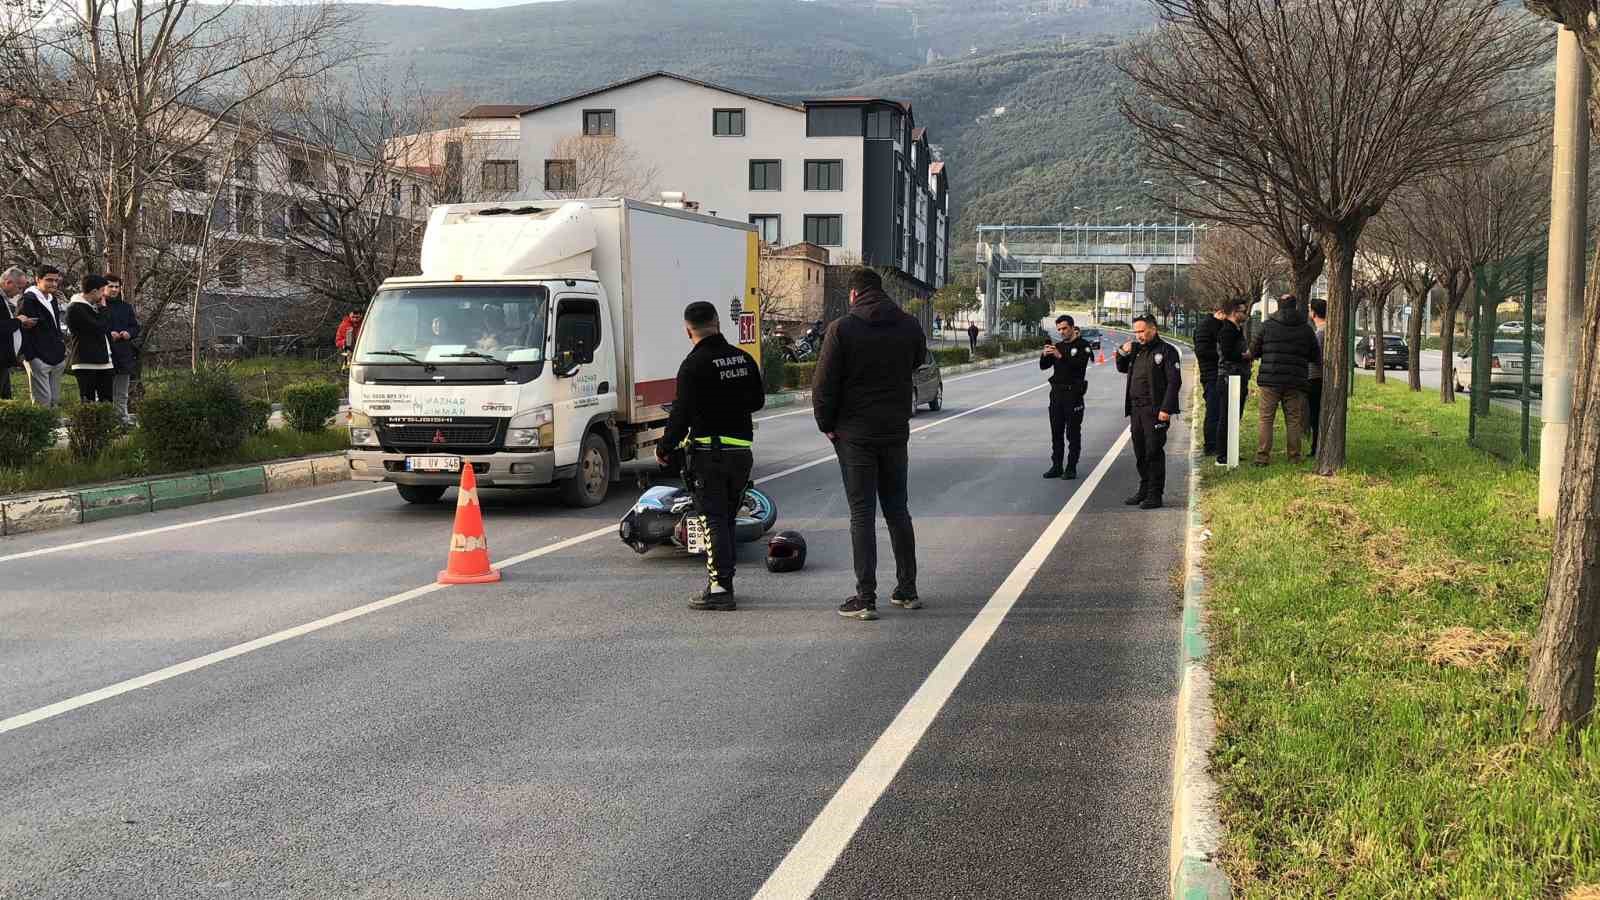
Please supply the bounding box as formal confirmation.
[1124,490,1147,506]
[689,582,736,611]
[1140,495,1164,510]
[1062,465,1078,480]
[1042,466,1062,479]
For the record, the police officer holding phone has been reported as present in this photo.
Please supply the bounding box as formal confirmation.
[658,301,766,611]
[1040,314,1092,480]
[1115,315,1182,509]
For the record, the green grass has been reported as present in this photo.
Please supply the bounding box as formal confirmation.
[1202,379,1600,898]
[0,427,347,496]
[8,356,341,409]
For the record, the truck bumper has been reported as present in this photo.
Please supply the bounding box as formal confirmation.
[345,449,558,487]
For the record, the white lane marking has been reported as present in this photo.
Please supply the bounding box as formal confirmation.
[0,487,393,565]
[0,383,1050,735]
[754,361,1037,422]
[751,426,1135,900]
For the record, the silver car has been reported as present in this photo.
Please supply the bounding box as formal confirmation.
[1455,339,1544,395]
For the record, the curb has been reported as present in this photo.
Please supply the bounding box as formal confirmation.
[0,452,351,538]
[1170,374,1232,900]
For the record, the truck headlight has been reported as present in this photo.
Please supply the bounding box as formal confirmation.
[506,405,554,449]
[348,411,379,447]
[350,365,368,385]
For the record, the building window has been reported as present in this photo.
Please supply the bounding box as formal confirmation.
[173,156,207,191]
[172,210,206,244]
[483,159,520,193]
[235,190,258,235]
[233,151,256,183]
[749,215,780,244]
[804,215,842,247]
[290,203,314,234]
[218,254,242,288]
[804,160,843,191]
[749,160,781,191]
[544,159,576,192]
[583,109,616,136]
[412,184,423,206]
[389,180,401,205]
[283,249,298,279]
[289,157,314,187]
[864,109,900,140]
[807,106,861,137]
[713,109,746,137]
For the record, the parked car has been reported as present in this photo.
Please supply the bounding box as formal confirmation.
[911,355,944,415]
[1498,320,1525,334]
[1079,326,1104,348]
[1455,339,1544,395]
[1356,335,1410,370]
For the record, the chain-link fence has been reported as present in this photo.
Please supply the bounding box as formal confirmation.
[1467,251,1545,468]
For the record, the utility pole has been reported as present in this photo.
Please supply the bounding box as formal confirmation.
[1539,25,1590,520]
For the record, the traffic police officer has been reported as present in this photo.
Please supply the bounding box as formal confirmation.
[1115,314,1182,509]
[1040,314,1093,480]
[659,301,766,610]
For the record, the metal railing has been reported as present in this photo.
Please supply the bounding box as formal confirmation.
[1467,250,1546,468]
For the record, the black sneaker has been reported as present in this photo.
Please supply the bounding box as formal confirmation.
[838,596,879,620]
[889,590,922,610]
[690,584,736,611]
[1062,466,1078,480]
[1042,467,1062,479]
[1124,492,1147,506]
[1140,495,1164,510]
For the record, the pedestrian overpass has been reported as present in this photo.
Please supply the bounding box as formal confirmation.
[976,224,1201,333]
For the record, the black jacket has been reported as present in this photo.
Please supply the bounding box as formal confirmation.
[67,296,114,371]
[1,296,19,371]
[661,333,765,451]
[18,287,66,366]
[1193,315,1224,384]
[1217,319,1250,380]
[105,298,141,374]
[1249,305,1321,390]
[812,289,928,442]
[1115,337,1183,416]
[1040,335,1093,393]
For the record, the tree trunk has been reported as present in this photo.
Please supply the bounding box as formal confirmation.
[1407,286,1428,391]
[1292,262,1320,306]
[1526,239,1600,741]
[1438,289,1465,404]
[1373,291,1388,385]
[1315,231,1358,475]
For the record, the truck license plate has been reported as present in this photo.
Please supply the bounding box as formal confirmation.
[405,456,461,473]
[685,515,707,554]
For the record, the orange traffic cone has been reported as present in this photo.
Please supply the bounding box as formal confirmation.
[1097,349,1106,365]
[437,464,501,584]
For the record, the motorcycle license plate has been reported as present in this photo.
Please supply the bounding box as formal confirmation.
[405,455,461,473]
[685,515,708,555]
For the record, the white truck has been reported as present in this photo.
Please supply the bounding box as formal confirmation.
[344,199,763,506]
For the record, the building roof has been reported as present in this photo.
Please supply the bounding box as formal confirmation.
[514,71,803,117]
[461,104,536,120]
[805,97,912,115]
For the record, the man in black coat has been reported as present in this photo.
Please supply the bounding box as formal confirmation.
[813,268,927,621]
[1248,295,1322,465]
[1213,302,1253,464]
[1114,315,1183,509]
[18,264,68,408]
[1193,299,1231,457]
[104,275,141,422]
[1040,314,1093,480]
[1,266,37,401]
[66,274,115,404]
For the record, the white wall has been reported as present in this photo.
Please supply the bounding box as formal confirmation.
[516,77,865,258]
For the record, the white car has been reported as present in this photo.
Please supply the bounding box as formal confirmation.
[1455,339,1543,395]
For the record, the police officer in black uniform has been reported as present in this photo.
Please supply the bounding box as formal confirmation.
[1040,314,1093,480]
[1115,314,1182,509]
[659,301,766,610]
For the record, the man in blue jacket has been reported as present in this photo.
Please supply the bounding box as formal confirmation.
[1114,315,1183,509]
[104,275,141,422]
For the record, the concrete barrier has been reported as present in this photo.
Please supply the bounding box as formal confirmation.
[262,459,315,493]
[149,474,213,512]
[209,467,267,501]
[309,455,349,485]
[79,483,153,523]
[1,493,81,535]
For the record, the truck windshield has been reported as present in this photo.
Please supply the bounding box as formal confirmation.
[355,285,549,368]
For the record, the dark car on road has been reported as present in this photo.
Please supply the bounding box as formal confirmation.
[1357,335,1409,370]
[911,355,943,415]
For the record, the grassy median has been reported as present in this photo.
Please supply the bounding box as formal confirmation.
[1201,379,1600,898]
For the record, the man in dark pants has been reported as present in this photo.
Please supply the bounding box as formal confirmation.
[967,321,979,353]
[1040,314,1093,480]
[1114,315,1182,509]
[814,268,928,621]
[1307,299,1327,456]
[1215,303,1252,464]
[1193,299,1230,457]
[659,301,766,611]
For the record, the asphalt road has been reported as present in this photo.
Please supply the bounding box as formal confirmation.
[1,356,1189,899]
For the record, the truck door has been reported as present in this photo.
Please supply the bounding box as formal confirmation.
[550,292,616,469]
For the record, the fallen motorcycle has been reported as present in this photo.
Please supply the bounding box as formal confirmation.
[619,479,778,555]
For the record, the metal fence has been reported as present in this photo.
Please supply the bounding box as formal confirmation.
[1467,251,1545,468]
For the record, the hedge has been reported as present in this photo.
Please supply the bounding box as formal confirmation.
[0,401,59,468]
[139,366,251,469]
[67,403,122,461]
[784,361,817,390]
[281,380,342,432]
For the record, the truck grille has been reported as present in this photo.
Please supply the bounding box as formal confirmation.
[378,418,503,450]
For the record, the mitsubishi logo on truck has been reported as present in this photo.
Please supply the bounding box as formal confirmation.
[433,430,447,444]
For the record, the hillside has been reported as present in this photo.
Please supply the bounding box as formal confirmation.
[827,0,1153,58]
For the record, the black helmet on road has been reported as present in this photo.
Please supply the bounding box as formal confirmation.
[766,530,807,573]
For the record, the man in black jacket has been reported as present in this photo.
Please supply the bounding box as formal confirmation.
[104,275,141,423]
[1115,315,1183,509]
[67,274,115,403]
[1,266,37,401]
[1040,314,1093,480]
[1213,303,1253,464]
[1193,299,1230,457]
[1248,295,1321,465]
[18,265,68,408]
[813,268,927,621]
[659,301,766,611]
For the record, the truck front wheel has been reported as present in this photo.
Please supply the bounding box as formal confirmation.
[561,432,610,508]
[397,484,447,505]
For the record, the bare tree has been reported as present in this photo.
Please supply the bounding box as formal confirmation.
[1353,249,1403,385]
[1367,210,1440,390]
[755,251,810,326]
[1190,225,1285,340]
[534,135,660,200]
[1122,0,1546,473]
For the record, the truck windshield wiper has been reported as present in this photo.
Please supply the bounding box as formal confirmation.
[369,349,436,370]
[443,350,512,366]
